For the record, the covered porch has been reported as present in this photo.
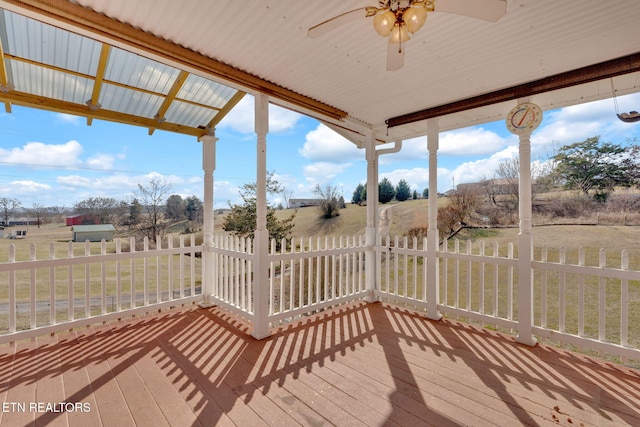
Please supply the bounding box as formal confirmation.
[1,0,640,425]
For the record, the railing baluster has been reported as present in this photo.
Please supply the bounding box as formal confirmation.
[156,237,162,303]
[129,237,135,309]
[168,235,174,301]
[559,247,566,334]
[598,248,606,345]
[84,241,91,318]
[540,246,547,328]
[179,235,185,299]
[578,247,585,337]
[101,240,107,315]
[49,243,55,325]
[143,237,149,306]
[492,242,498,317]
[30,243,37,329]
[68,241,74,319]
[466,240,472,312]
[9,244,16,333]
[190,234,196,297]
[454,239,460,309]
[116,238,122,311]
[621,250,629,350]
[479,241,485,314]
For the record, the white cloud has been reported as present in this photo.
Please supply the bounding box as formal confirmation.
[7,180,52,193]
[380,168,429,192]
[303,162,352,184]
[217,95,302,133]
[55,113,82,125]
[439,127,510,156]
[299,124,363,162]
[0,140,83,168]
[86,154,116,170]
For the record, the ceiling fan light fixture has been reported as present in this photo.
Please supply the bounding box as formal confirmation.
[403,5,427,33]
[388,23,410,44]
[373,10,396,36]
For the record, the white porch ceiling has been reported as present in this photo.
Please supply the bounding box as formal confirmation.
[1,0,639,145]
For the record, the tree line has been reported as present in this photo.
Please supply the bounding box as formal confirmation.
[1,178,204,244]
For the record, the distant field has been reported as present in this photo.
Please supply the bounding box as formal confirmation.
[3,198,640,261]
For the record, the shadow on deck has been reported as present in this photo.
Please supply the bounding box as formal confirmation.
[1,301,639,426]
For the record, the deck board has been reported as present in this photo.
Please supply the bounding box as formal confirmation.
[0,301,639,426]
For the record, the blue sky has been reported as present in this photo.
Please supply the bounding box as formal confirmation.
[1,92,640,210]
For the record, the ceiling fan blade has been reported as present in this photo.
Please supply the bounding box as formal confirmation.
[307,8,367,38]
[434,0,507,22]
[386,42,405,71]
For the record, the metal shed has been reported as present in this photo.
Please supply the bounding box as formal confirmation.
[72,224,116,242]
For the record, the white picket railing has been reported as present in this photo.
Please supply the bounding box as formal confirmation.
[0,234,202,344]
[532,246,640,361]
[2,230,638,363]
[377,235,640,362]
[268,235,367,323]
[208,234,367,324]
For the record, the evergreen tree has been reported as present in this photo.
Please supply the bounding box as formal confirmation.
[422,188,429,199]
[352,183,365,205]
[223,173,295,243]
[166,194,185,221]
[379,178,396,204]
[395,179,411,201]
[412,190,418,200]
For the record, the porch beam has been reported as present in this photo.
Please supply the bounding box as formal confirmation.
[386,52,640,128]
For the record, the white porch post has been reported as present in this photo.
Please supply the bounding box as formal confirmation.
[198,133,217,308]
[515,103,537,346]
[364,131,379,302]
[426,118,443,320]
[252,93,271,339]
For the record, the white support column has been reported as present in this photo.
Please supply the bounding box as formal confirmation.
[252,93,271,339]
[364,132,379,302]
[426,118,442,320]
[515,120,537,346]
[198,133,218,308]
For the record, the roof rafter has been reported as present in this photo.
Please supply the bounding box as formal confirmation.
[149,69,188,135]
[86,42,110,126]
[0,88,207,136]
[0,31,12,112]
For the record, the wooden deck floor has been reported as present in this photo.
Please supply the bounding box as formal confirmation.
[1,301,639,426]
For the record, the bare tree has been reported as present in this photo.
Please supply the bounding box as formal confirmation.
[313,184,342,219]
[26,203,48,228]
[0,197,21,226]
[135,177,173,242]
[74,197,123,224]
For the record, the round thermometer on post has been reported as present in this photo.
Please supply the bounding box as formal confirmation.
[506,102,543,135]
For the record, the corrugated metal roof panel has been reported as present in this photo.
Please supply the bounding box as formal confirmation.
[8,58,93,103]
[99,82,164,118]
[104,46,180,94]
[166,100,219,128]
[2,9,100,75]
[178,74,237,109]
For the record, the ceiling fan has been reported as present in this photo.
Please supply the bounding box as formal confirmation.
[308,0,507,71]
